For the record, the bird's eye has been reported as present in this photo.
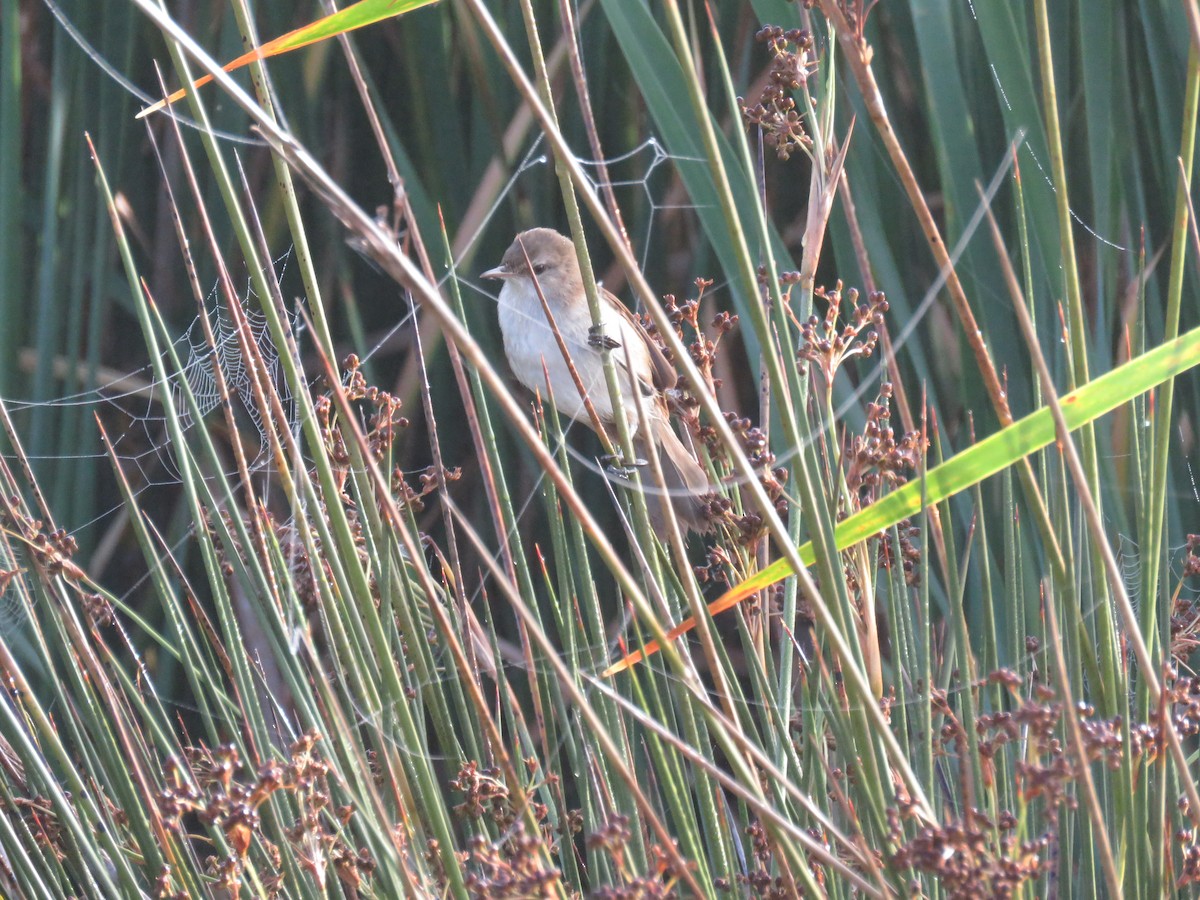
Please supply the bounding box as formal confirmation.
[533,263,548,275]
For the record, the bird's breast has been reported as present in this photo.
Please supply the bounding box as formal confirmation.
[495,279,636,427]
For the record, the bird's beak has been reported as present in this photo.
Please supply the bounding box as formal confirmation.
[481,265,511,281]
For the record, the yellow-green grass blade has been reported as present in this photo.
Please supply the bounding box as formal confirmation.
[138,0,439,117]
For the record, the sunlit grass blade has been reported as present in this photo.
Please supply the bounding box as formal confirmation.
[136,0,439,117]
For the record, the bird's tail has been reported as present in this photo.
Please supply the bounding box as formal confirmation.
[637,418,711,534]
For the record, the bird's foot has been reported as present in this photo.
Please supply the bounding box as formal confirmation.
[602,454,647,479]
[587,325,621,351]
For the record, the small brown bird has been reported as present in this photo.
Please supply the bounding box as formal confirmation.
[482,228,709,533]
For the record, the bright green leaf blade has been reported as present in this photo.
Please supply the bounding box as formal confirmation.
[138,0,439,117]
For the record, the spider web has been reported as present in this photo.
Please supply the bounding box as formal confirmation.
[128,256,301,493]
[2,252,303,531]
[171,263,301,473]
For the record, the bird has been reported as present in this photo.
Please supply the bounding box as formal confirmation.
[482,227,710,533]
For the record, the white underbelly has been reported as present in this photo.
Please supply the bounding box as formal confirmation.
[503,325,621,423]
[497,280,645,430]
[494,282,662,436]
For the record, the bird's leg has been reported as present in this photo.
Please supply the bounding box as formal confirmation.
[587,323,621,351]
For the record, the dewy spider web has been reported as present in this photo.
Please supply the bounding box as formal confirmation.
[0,253,307,633]
[2,251,303,522]
[173,257,301,474]
[108,252,303,491]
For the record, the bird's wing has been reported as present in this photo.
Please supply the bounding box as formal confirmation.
[604,288,678,393]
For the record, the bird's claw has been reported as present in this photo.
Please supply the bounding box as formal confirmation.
[588,325,621,351]
[602,454,648,479]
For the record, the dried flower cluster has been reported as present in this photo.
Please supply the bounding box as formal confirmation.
[452,760,523,829]
[155,731,373,896]
[796,282,887,385]
[461,822,562,899]
[1171,534,1200,659]
[739,821,794,898]
[650,277,809,544]
[845,383,925,501]
[889,805,1040,900]
[740,26,817,161]
[585,814,680,899]
[889,685,1059,897]
[876,521,922,587]
[0,497,86,582]
[448,759,685,899]
[341,355,460,511]
[0,495,113,628]
[641,279,752,534]
[341,354,410,443]
[883,667,1200,895]
[3,794,65,865]
[392,463,463,514]
[450,760,561,897]
[658,277,737,397]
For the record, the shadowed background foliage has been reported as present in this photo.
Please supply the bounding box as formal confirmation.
[3,0,1200,896]
[6,1,1195,549]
